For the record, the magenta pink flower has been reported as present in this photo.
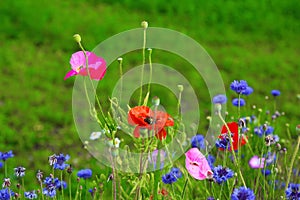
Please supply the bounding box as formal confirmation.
[185,148,213,180]
[64,51,107,80]
[248,155,265,169]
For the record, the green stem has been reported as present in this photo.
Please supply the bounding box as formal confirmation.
[218,112,246,188]
[147,49,153,97]
[60,171,64,200]
[78,41,107,127]
[284,136,300,197]
[138,27,147,105]
[238,94,241,119]
[181,179,188,200]
[4,161,7,178]
[68,174,72,200]
[118,58,123,103]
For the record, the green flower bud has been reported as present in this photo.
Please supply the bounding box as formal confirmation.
[141,21,148,29]
[73,34,81,43]
[178,85,184,92]
[152,96,160,106]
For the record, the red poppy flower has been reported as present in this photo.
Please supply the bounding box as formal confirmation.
[218,122,247,151]
[128,106,174,140]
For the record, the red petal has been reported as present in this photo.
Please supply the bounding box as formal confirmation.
[133,126,141,138]
[155,128,167,140]
[128,106,152,126]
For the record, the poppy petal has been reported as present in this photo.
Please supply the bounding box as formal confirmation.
[155,128,167,140]
[64,70,78,80]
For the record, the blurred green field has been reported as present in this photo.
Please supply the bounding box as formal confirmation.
[0,0,299,190]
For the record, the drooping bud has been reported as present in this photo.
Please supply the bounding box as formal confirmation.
[73,34,81,43]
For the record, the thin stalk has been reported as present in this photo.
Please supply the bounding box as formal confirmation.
[147,49,153,97]
[284,136,300,197]
[61,171,64,200]
[181,179,188,200]
[118,58,123,102]
[218,111,246,187]
[68,174,72,200]
[138,27,147,105]
[77,42,108,127]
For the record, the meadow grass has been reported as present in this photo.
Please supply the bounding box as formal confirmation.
[0,0,299,198]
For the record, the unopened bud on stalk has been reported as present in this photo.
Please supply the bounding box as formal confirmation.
[73,34,81,43]
[178,85,184,92]
[117,57,123,63]
[141,21,148,29]
[152,96,160,106]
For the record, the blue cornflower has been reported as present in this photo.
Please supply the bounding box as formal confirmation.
[271,90,281,97]
[212,94,227,104]
[261,169,271,176]
[53,154,70,170]
[14,166,26,177]
[43,176,57,198]
[162,173,177,184]
[43,177,54,185]
[254,125,274,137]
[0,151,14,161]
[0,162,3,168]
[43,184,56,198]
[207,154,215,169]
[191,134,205,150]
[241,86,254,96]
[170,168,182,179]
[213,165,234,184]
[232,98,246,107]
[0,188,14,200]
[231,187,255,200]
[215,138,230,150]
[230,80,248,94]
[77,169,92,179]
[285,183,300,200]
[24,190,37,199]
[54,179,67,190]
[207,197,215,200]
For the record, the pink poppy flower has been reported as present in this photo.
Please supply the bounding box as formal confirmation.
[185,148,213,180]
[64,51,107,80]
[248,155,265,169]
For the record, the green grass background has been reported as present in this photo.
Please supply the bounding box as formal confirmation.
[0,0,299,190]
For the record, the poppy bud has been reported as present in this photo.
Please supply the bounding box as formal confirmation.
[177,85,184,92]
[117,57,123,63]
[73,34,81,43]
[141,21,148,29]
[152,96,160,106]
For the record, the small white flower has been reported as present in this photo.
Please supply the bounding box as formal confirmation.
[90,131,102,140]
[114,138,121,148]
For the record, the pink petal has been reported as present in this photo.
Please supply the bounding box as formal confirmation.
[185,148,212,180]
[248,155,265,169]
[64,70,78,80]
[70,51,86,71]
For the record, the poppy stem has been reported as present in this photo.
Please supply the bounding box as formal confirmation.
[217,112,247,188]
[284,135,300,197]
[147,48,153,102]
[138,27,147,105]
[77,40,108,128]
